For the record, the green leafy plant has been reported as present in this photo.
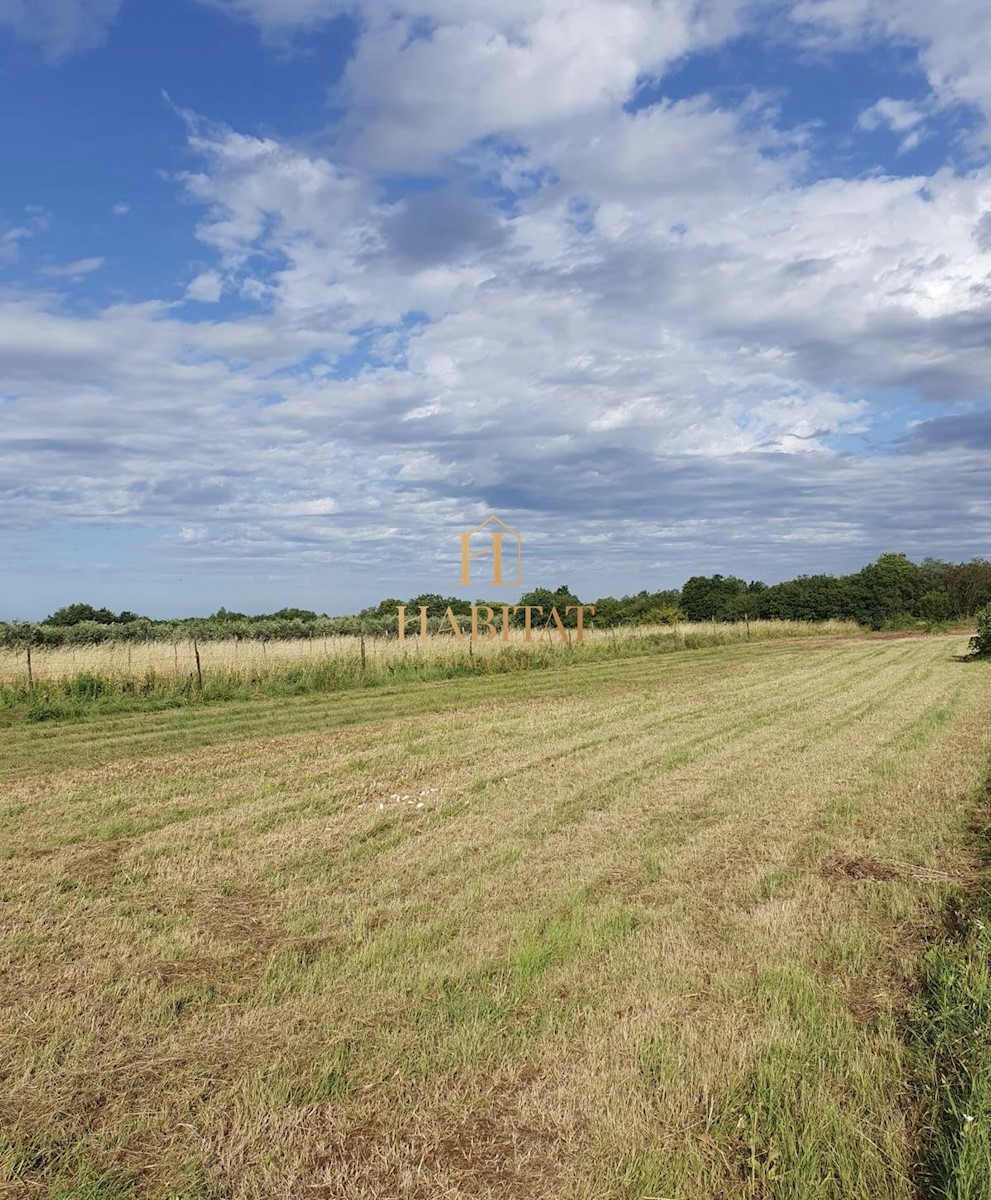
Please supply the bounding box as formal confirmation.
[968,603,991,659]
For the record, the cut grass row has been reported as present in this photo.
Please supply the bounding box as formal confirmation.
[1,634,990,1198]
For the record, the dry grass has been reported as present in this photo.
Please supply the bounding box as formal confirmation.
[0,619,858,689]
[1,632,989,1198]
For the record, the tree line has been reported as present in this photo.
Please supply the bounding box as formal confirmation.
[2,553,989,648]
[677,554,991,628]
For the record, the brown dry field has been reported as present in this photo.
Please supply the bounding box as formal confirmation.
[1,631,989,1199]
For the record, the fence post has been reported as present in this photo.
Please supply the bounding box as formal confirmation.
[26,644,34,695]
[360,634,367,672]
[194,640,203,690]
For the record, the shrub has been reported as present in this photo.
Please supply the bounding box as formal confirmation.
[641,606,685,626]
[969,604,991,659]
[69,671,107,699]
[881,612,920,632]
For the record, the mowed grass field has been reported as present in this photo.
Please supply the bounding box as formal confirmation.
[2,633,990,1199]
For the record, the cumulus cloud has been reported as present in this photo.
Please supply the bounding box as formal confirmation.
[0,0,122,59]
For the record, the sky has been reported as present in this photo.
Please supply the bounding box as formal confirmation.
[1,0,990,619]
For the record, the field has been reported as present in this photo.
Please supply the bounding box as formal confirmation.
[2,632,990,1198]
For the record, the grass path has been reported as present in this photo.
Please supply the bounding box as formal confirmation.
[1,634,989,1198]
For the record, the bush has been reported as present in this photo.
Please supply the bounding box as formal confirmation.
[919,590,952,624]
[969,604,991,659]
[881,612,920,632]
[69,672,107,699]
[641,606,685,626]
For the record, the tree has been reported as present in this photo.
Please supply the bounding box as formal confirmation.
[370,598,405,620]
[944,559,991,618]
[210,607,247,621]
[407,594,472,618]
[841,554,924,629]
[680,575,747,622]
[512,584,582,626]
[43,603,118,626]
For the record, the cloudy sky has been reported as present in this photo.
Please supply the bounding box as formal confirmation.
[1,0,989,618]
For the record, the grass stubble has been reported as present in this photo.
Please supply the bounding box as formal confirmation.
[0,632,989,1198]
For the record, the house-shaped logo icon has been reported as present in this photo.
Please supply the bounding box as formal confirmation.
[459,515,522,587]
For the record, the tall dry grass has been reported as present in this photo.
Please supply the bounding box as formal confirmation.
[0,619,859,690]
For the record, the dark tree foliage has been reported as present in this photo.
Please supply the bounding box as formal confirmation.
[680,575,748,621]
[43,603,126,626]
[512,584,582,626]
[403,594,473,618]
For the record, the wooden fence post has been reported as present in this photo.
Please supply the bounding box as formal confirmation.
[194,640,203,689]
[26,644,34,695]
[360,634,367,672]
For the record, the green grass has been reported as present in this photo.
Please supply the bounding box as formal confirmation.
[910,853,991,1199]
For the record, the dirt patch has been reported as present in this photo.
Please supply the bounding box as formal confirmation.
[149,956,221,986]
[821,854,962,885]
[824,855,904,881]
[184,889,285,955]
[303,1105,573,1200]
[65,839,126,886]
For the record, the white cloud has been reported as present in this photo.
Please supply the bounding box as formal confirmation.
[39,256,105,278]
[195,0,349,30]
[857,97,930,153]
[0,226,32,263]
[0,0,122,60]
[337,2,728,169]
[0,209,49,262]
[790,0,991,126]
[858,97,927,135]
[191,0,749,171]
[185,270,225,303]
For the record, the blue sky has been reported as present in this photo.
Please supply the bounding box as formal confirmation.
[1,0,990,619]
